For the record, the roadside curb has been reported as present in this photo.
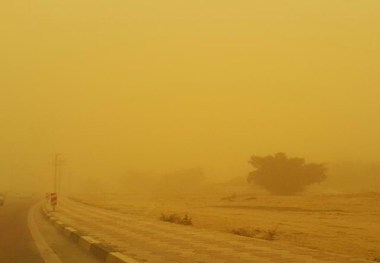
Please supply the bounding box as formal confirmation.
[41,205,139,263]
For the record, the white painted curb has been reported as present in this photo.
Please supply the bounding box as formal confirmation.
[106,252,140,263]
[41,206,139,263]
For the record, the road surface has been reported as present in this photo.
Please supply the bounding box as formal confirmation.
[0,196,101,263]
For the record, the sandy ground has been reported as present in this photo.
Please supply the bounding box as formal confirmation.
[70,187,380,261]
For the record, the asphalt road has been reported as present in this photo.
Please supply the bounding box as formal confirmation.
[0,196,102,263]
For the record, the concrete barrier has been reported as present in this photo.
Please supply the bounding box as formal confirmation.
[41,205,139,263]
[79,236,99,251]
[106,252,140,263]
[63,227,77,238]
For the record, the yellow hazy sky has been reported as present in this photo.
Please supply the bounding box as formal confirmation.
[1,0,379,190]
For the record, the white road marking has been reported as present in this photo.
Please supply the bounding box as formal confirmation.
[28,202,63,263]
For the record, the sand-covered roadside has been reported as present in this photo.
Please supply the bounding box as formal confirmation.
[70,189,380,261]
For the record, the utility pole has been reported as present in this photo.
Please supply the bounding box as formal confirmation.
[53,153,66,194]
[54,153,60,194]
[52,153,65,211]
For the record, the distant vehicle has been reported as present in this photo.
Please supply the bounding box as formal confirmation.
[0,194,4,206]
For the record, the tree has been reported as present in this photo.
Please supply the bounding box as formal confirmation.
[247,153,326,195]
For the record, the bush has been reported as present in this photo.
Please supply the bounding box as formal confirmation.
[248,153,327,195]
[220,193,237,201]
[160,213,193,225]
[231,227,259,238]
[231,226,278,241]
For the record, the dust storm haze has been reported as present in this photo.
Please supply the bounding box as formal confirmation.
[1,0,380,194]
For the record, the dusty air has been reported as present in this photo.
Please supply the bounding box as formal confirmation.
[0,1,379,263]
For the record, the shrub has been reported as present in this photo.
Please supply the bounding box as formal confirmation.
[160,213,193,225]
[220,193,237,201]
[264,226,279,241]
[231,228,259,238]
[231,226,278,241]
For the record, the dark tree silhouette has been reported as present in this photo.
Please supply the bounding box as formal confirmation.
[247,153,327,195]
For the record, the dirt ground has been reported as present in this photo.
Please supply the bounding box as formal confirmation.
[71,187,380,261]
